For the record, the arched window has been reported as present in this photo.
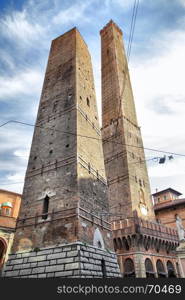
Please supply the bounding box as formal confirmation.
[124,258,135,277]
[145,258,155,278]
[42,195,49,220]
[167,261,176,278]
[156,260,167,278]
[0,239,7,272]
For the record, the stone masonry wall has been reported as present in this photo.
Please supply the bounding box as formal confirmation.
[2,242,121,278]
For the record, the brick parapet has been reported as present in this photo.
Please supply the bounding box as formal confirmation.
[112,217,179,242]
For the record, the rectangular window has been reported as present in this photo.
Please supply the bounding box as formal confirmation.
[42,196,49,220]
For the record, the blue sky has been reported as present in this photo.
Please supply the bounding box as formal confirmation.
[0,0,185,197]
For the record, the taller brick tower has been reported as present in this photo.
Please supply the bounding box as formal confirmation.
[100,21,179,278]
[3,28,120,278]
[100,20,155,221]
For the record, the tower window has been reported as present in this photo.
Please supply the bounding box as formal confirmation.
[86,97,90,107]
[101,259,107,278]
[68,93,72,100]
[5,208,11,216]
[42,195,49,220]
[49,150,53,154]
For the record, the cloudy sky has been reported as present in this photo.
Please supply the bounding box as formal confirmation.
[0,0,185,198]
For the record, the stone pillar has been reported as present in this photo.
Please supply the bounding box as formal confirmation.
[176,242,185,277]
[133,253,146,278]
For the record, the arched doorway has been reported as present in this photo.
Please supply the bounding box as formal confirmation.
[123,258,135,277]
[0,238,7,275]
[156,260,167,278]
[145,258,155,278]
[167,261,176,278]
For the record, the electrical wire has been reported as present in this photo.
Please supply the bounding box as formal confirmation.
[127,0,139,61]
[0,120,185,157]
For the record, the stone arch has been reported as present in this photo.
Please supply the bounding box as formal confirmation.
[122,237,129,251]
[167,260,176,278]
[113,238,118,251]
[156,259,167,278]
[93,228,105,249]
[123,258,135,277]
[117,238,122,250]
[127,235,131,247]
[0,238,7,270]
[145,258,155,278]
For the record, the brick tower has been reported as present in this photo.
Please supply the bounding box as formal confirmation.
[100,20,155,221]
[100,21,179,278]
[3,28,120,278]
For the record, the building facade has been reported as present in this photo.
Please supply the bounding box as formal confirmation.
[0,189,21,273]
[153,188,185,229]
[153,188,185,277]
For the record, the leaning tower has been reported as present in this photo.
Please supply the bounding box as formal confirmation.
[101,20,155,221]
[3,27,120,278]
[100,20,179,278]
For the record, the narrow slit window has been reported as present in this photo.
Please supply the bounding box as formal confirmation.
[86,97,90,107]
[42,195,49,220]
[101,259,107,278]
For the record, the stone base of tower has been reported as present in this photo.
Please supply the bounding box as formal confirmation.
[2,242,121,278]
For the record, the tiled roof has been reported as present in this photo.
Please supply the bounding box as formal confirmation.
[152,187,182,197]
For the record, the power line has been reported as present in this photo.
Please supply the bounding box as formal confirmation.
[127,0,139,61]
[127,0,137,59]
[1,119,185,157]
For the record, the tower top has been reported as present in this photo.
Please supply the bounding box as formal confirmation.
[52,26,89,48]
[100,19,123,36]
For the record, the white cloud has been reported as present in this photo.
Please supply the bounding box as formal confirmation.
[0,68,43,100]
[128,29,185,195]
[52,1,90,25]
[0,10,44,44]
[0,49,15,70]
[178,0,185,7]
